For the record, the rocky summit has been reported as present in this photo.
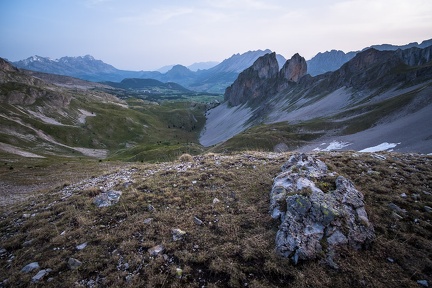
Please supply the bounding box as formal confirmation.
[224,52,307,106]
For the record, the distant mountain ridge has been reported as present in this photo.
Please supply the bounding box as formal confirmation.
[12,50,286,93]
[307,38,432,76]
[10,38,432,93]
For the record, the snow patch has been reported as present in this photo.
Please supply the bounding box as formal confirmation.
[359,142,401,153]
[313,141,351,151]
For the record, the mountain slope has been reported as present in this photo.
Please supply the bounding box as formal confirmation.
[200,46,432,154]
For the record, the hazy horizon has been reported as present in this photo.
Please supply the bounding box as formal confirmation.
[1,0,432,70]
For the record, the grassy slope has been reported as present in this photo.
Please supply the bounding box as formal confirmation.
[0,151,431,287]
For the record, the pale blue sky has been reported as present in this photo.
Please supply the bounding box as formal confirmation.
[1,0,432,70]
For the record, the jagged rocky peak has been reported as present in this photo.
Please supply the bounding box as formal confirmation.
[251,51,280,79]
[224,52,308,106]
[0,58,19,73]
[224,52,280,106]
[279,53,307,82]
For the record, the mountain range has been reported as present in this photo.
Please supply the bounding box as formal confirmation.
[12,40,432,94]
[200,44,432,154]
[2,38,432,159]
[12,50,286,93]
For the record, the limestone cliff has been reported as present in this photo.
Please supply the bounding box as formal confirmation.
[224,52,307,106]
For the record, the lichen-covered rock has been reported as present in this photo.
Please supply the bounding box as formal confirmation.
[93,190,122,207]
[270,153,375,265]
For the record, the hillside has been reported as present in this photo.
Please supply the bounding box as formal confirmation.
[200,46,432,155]
[0,151,431,287]
[0,58,207,162]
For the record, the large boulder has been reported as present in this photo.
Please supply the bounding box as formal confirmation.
[270,153,375,266]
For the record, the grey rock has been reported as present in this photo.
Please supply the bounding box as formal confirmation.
[212,198,221,205]
[143,218,153,224]
[270,153,375,265]
[0,248,6,255]
[21,262,40,273]
[32,269,51,282]
[148,245,164,256]
[76,242,88,250]
[417,280,429,287]
[388,203,407,214]
[193,216,204,225]
[93,190,122,207]
[424,206,432,213]
[148,204,155,212]
[68,258,82,270]
[23,239,35,247]
[172,228,186,241]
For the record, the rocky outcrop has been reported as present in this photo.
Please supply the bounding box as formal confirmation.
[270,154,375,266]
[224,53,307,106]
[279,53,307,82]
[224,52,280,106]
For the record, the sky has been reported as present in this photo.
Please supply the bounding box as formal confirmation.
[1,0,432,71]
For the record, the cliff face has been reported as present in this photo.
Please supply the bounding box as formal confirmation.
[224,52,280,106]
[224,52,307,106]
[279,53,307,82]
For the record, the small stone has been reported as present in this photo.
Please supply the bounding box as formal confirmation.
[68,258,82,270]
[123,181,133,188]
[172,228,186,241]
[417,280,429,287]
[76,242,88,250]
[388,203,407,214]
[212,198,221,205]
[21,262,40,273]
[32,269,51,282]
[193,216,204,226]
[125,274,133,282]
[23,214,31,218]
[192,180,197,184]
[148,245,164,256]
[23,239,35,247]
[0,248,6,255]
[400,193,407,198]
[387,257,395,263]
[143,218,153,224]
[148,204,155,212]
[424,206,432,213]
